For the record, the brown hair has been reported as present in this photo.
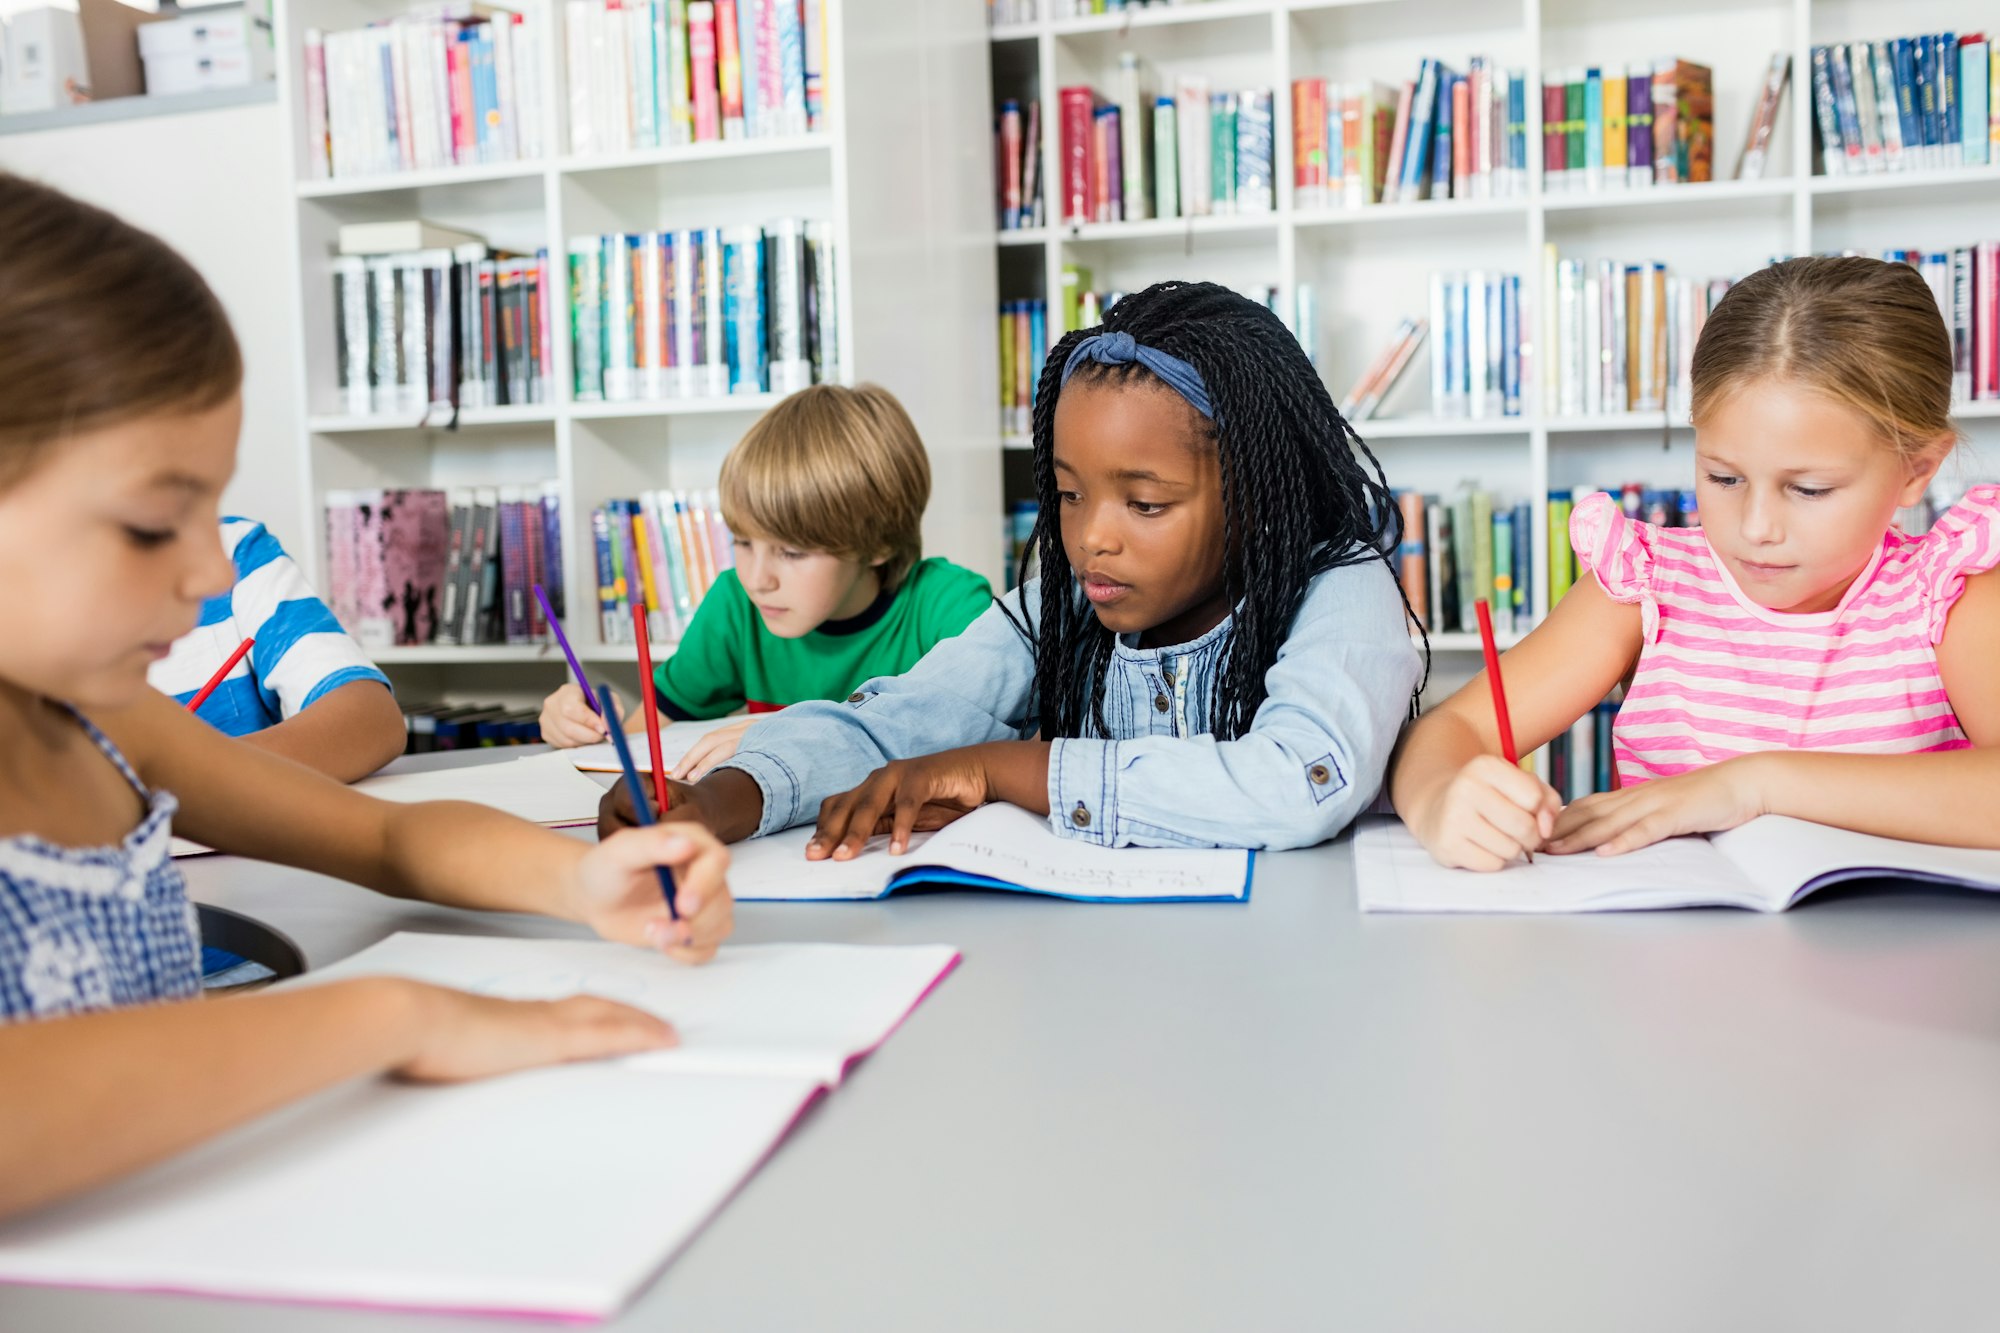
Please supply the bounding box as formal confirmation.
[1690,255,1956,462]
[0,173,242,483]
[718,383,930,587]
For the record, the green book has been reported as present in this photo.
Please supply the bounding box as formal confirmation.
[1116,52,1153,223]
[1471,489,1494,634]
[1153,97,1180,218]
[1211,93,1238,212]
[568,238,604,401]
[1060,263,1094,334]
[1547,493,1574,604]
[1452,489,1478,633]
[1565,71,1586,175]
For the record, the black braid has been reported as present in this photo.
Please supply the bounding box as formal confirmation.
[1004,280,1428,742]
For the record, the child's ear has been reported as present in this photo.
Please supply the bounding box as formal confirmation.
[1899,436,1953,507]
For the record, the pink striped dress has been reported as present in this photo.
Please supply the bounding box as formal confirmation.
[1570,487,2000,787]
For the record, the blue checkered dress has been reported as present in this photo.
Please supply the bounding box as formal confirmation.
[0,712,201,1021]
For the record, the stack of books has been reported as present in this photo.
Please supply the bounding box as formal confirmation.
[1059,61,1275,223]
[303,10,546,181]
[1812,34,1994,177]
[1540,58,1728,193]
[1292,58,1530,210]
[1542,247,1735,420]
[562,0,826,156]
[331,220,554,421]
[324,485,563,650]
[592,492,736,644]
[569,221,837,403]
[1393,489,1534,638]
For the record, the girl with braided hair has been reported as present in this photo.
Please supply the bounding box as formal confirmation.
[608,280,1425,852]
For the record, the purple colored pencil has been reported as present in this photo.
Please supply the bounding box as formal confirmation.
[533,583,600,715]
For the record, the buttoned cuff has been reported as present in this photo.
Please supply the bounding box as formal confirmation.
[717,751,806,838]
[1046,737,1116,846]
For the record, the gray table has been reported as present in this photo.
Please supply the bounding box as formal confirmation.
[9,746,2000,1331]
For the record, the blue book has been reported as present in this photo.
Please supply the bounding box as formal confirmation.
[1893,38,1924,160]
[777,0,807,134]
[1917,34,1939,164]
[1583,68,1603,189]
[1431,72,1455,196]
[1500,274,1520,416]
[723,228,767,394]
[381,36,402,169]
[1509,71,1527,177]
[539,484,564,621]
[1402,58,1439,199]
[1511,502,1531,621]
[1942,32,1962,166]
[592,506,617,642]
[738,0,761,137]
[1593,701,1616,792]
[1829,45,1863,169]
[1965,38,1990,165]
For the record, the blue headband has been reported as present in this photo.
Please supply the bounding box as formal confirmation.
[1060,330,1216,422]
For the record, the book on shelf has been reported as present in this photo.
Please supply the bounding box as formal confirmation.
[1047,266,1315,358]
[1734,53,1792,180]
[1864,242,2000,404]
[563,0,823,157]
[996,97,1044,229]
[1541,246,1733,420]
[1338,318,1427,422]
[327,484,562,650]
[330,240,554,420]
[569,220,836,404]
[1812,34,1996,177]
[593,491,735,644]
[1059,69,1273,224]
[1394,488,1531,641]
[1541,59,1718,194]
[1425,271,1524,420]
[1303,57,1526,208]
[303,9,545,181]
[999,298,1049,436]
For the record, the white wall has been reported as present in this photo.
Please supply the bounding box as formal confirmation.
[0,100,308,554]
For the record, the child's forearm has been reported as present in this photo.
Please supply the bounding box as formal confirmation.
[1387,708,1490,822]
[980,740,1053,815]
[370,802,596,918]
[0,979,427,1220]
[1738,748,2000,848]
[238,681,406,782]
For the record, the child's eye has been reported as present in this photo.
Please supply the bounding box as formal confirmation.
[1056,490,1081,505]
[732,536,751,549]
[780,549,806,561]
[1704,473,1741,489]
[1792,485,1833,500]
[1129,501,1167,516]
[123,525,175,549]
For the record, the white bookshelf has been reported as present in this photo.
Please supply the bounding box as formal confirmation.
[990,0,2000,658]
[273,0,1002,683]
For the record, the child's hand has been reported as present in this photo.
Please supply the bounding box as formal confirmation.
[810,751,992,860]
[392,982,677,1083]
[1547,757,1770,857]
[569,823,734,964]
[1412,754,1563,871]
[670,718,753,782]
[540,684,622,748]
[596,774,703,838]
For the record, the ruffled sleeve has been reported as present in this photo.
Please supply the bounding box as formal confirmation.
[1915,484,2000,644]
[1569,491,1661,641]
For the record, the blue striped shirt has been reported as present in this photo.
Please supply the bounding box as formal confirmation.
[148,518,391,736]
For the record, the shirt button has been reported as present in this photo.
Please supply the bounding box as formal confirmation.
[1162,665,1175,685]
[1071,802,1091,829]
[1309,764,1331,786]
[1153,692,1169,713]
[846,692,864,703]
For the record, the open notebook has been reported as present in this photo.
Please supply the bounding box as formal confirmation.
[169,752,610,857]
[0,934,959,1320]
[726,801,1253,903]
[566,716,746,775]
[1355,815,2000,913]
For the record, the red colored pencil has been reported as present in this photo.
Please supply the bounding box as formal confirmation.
[1474,599,1530,862]
[185,637,254,714]
[630,602,671,816]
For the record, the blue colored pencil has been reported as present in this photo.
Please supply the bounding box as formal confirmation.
[596,682,679,920]
[535,584,600,715]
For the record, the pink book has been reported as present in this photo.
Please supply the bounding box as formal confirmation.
[380,489,450,645]
[303,29,330,178]
[1978,242,1999,400]
[717,0,744,137]
[757,0,780,133]
[689,2,721,141]
[1380,80,1415,204]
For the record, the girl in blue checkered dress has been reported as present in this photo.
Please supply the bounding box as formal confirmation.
[0,175,737,1221]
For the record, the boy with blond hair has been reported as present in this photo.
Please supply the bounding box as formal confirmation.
[539,383,992,777]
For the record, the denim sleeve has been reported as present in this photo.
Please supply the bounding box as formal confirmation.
[1045,559,1422,851]
[717,587,1043,836]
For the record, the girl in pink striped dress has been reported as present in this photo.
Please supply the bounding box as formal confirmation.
[1390,256,2000,871]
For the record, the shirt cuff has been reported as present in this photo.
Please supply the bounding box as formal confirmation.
[717,751,805,838]
[1046,737,1116,846]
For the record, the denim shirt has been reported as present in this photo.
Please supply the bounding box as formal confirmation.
[718,556,1423,851]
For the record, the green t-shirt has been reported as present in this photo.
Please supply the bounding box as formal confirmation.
[655,557,994,718]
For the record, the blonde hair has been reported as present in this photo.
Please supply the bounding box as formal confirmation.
[719,383,929,588]
[0,174,241,484]
[1690,255,1956,462]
